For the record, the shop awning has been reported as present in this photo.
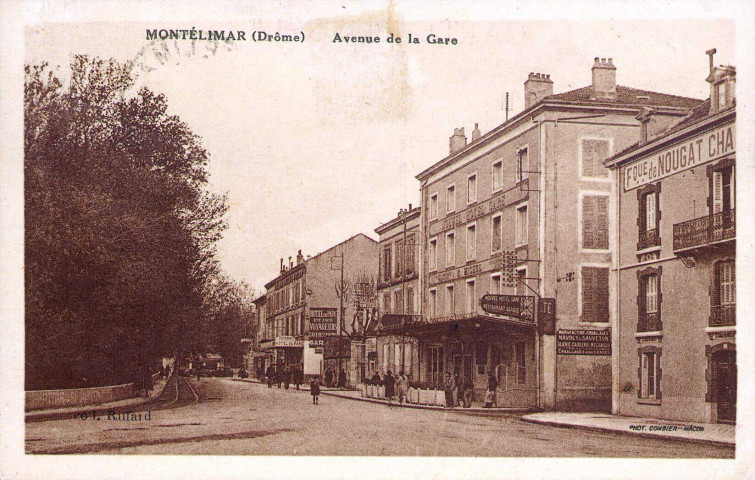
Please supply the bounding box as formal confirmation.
[377,312,536,338]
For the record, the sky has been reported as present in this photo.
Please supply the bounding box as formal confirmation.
[25,15,736,294]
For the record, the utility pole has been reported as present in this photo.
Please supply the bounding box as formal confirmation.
[401,208,407,375]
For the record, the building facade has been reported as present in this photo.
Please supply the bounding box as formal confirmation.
[405,58,701,409]
[606,57,736,423]
[374,206,421,380]
[256,234,379,385]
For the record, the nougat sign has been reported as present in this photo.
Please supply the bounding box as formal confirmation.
[624,123,735,191]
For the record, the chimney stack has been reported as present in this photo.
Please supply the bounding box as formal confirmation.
[408,203,412,210]
[280,258,284,273]
[289,256,293,269]
[449,127,467,154]
[524,72,554,109]
[296,249,304,266]
[471,123,481,141]
[591,57,617,101]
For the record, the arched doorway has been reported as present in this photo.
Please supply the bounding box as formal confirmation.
[712,349,737,424]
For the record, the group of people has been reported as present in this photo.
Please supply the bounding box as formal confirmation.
[264,364,304,390]
[371,370,410,404]
[323,367,347,389]
[441,371,498,408]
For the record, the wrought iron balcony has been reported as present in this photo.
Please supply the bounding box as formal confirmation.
[637,312,662,333]
[673,209,735,253]
[709,304,736,327]
[637,228,660,250]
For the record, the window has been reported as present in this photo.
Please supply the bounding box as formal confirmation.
[446,232,455,267]
[383,293,391,314]
[395,241,404,279]
[427,346,444,386]
[406,234,417,273]
[466,224,476,261]
[406,286,415,314]
[447,184,456,212]
[716,81,728,110]
[515,342,526,384]
[492,160,503,192]
[639,348,661,400]
[446,284,455,315]
[403,344,413,376]
[516,205,528,246]
[490,274,501,295]
[517,148,529,182]
[466,280,476,313]
[382,245,392,281]
[300,312,305,336]
[515,268,527,296]
[637,266,662,332]
[467,174,477,204]
[394,290,403,314]
[476,342,487,375]
[429,193,438,220]
[712,166,735,214]
[492,214,502,252]
[637,184,661,250]
[581,138,610,179]
[717,261,736,306]
[581,266,609,323]
[429,238,437,271]
[582,195,609,250]
[429,289,438,318]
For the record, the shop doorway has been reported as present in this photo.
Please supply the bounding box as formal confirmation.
[453,354,473,386]
[713,350,737,424]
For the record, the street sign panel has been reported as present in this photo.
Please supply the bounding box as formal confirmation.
[480,294,535,321]
[537,298,556,335]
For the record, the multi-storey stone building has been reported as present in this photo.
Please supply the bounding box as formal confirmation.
[398,58,702,409]
[606,52,736,423]
[255,234,378,384]
[374,205,421,379]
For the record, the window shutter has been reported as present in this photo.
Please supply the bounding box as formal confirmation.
[582,267,594,321]
[597,268,609,320]
[596,197,609,249]
[712,171,723,214]
[583,197,594,248]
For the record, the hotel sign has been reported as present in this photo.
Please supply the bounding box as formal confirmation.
[480,294,535,321]
[308,307,338,349]
[557,329,611,356]
[431,251,517,287]
[624,124,735,191]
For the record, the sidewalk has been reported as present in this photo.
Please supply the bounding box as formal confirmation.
[521,412,735,448]
[26,374,172,422]
[231,378,536,415]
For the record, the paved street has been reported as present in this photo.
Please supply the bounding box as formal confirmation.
[26,377,734,457]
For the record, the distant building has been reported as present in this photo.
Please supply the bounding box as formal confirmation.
[605,51,736,423]
[373,205,421,380]
[404,57,702,409]
[257,234,378,384]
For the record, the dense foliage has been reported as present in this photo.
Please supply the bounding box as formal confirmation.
[25,57,251,389]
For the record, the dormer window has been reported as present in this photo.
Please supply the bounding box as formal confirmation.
[716,80,728,110]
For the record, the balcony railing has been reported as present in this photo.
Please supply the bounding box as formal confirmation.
[637,312,662,333]
[709,304,736,327]
[638,228,660,250]
[673,209,735,252]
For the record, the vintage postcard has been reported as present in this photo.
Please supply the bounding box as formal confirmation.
[1,0,754,479]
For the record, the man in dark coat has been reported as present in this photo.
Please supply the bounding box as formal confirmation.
[283,366,291,389]
[293,368,303,390]
[444,372,456,408]
[384,370,396,402]
[338,369,347,389]
[266,365,275,388]
[325,367,333,388]
[310,376,321,405]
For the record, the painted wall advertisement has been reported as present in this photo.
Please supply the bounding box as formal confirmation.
[556,329,611,356]
[308,307,338,349]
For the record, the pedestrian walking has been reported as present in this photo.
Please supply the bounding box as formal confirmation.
[266,365,275,387]
[310,376,321,405]
[276,366,283,388]
[196,365,202,382]
[396,370,409,404]
[293,368,303,390]
[283,366,291,390]
[453,373,461,407]
[338,369,347,389]
[484,372,498,408]
[325,367,333,388]
[384,370,395,403]
[444,372,456,408]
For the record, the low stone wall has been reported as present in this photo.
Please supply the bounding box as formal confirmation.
[26,371,162,411]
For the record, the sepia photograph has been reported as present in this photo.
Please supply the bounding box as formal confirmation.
[2,1,754,479]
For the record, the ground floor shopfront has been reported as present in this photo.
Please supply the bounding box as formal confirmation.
[378,314,538,407]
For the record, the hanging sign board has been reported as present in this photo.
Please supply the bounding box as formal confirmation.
[480,294,535,321]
